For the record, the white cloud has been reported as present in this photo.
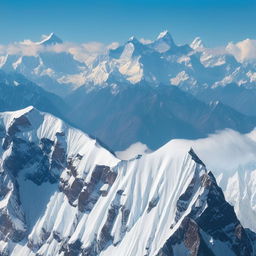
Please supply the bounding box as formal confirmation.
[2,34,256,65]
[68,42,108,63]
[123,129,256,173]
[226,39,256,62]
[115,142,152,160]
[188,129,256,173]
[0,45,5,54]
[82,42,105,53]
[107,42,119,50]
[3,43,42,56]
[20,39,34,45]
[0,40,115,65]
[139,38,153,45]
[204,46,227,56]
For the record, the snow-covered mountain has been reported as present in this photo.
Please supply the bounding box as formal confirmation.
[37,33,63,46]
[77,31,255,99]
[1,31,256,101]
[0,107,255,256]
[190,37,205,50]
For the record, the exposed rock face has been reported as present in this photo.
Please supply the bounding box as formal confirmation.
[77,165,117,212]
[147,196,160,213]
[0,170,26,245]
[158,170,255,256]
[52,131,67,170]
[0,116,33,244]
[97,191,122,250]
[157,218,213,256]
[60,239,83,256]
[3,114,63,185]
[59,163,117,210]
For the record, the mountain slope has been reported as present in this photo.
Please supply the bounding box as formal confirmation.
[0,70,68,121]
[66,82,256,151]
[193,83,256,116]
[0,107,255,256]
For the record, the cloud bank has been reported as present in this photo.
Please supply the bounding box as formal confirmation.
[121,128,256,173]
[0,39,119,64]
[188,129,256,173]
[1,34,256,64]
[226,39,256,62]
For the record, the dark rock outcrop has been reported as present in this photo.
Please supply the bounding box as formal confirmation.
[157,155,255,256]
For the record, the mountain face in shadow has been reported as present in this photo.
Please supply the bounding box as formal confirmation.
[66,82,256,151]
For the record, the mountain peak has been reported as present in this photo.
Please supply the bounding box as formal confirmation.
[190,37,205,50]
[38,33,63,46]
[188,147,206,167]
[2,105,35,119]
[150,30,176,53]
[156,30,175,44]
[127,36,141,45]
[157,30,170,39]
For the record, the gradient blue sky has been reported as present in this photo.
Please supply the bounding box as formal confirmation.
[1,0,256,46]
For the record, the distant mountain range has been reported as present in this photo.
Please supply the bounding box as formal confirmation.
[0,31,256,151]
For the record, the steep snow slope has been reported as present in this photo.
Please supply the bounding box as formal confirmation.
[120,129,256,233]
[0,107,119,255]
[0,107,255,256]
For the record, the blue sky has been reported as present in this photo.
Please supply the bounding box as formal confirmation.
[1,0,256,46]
